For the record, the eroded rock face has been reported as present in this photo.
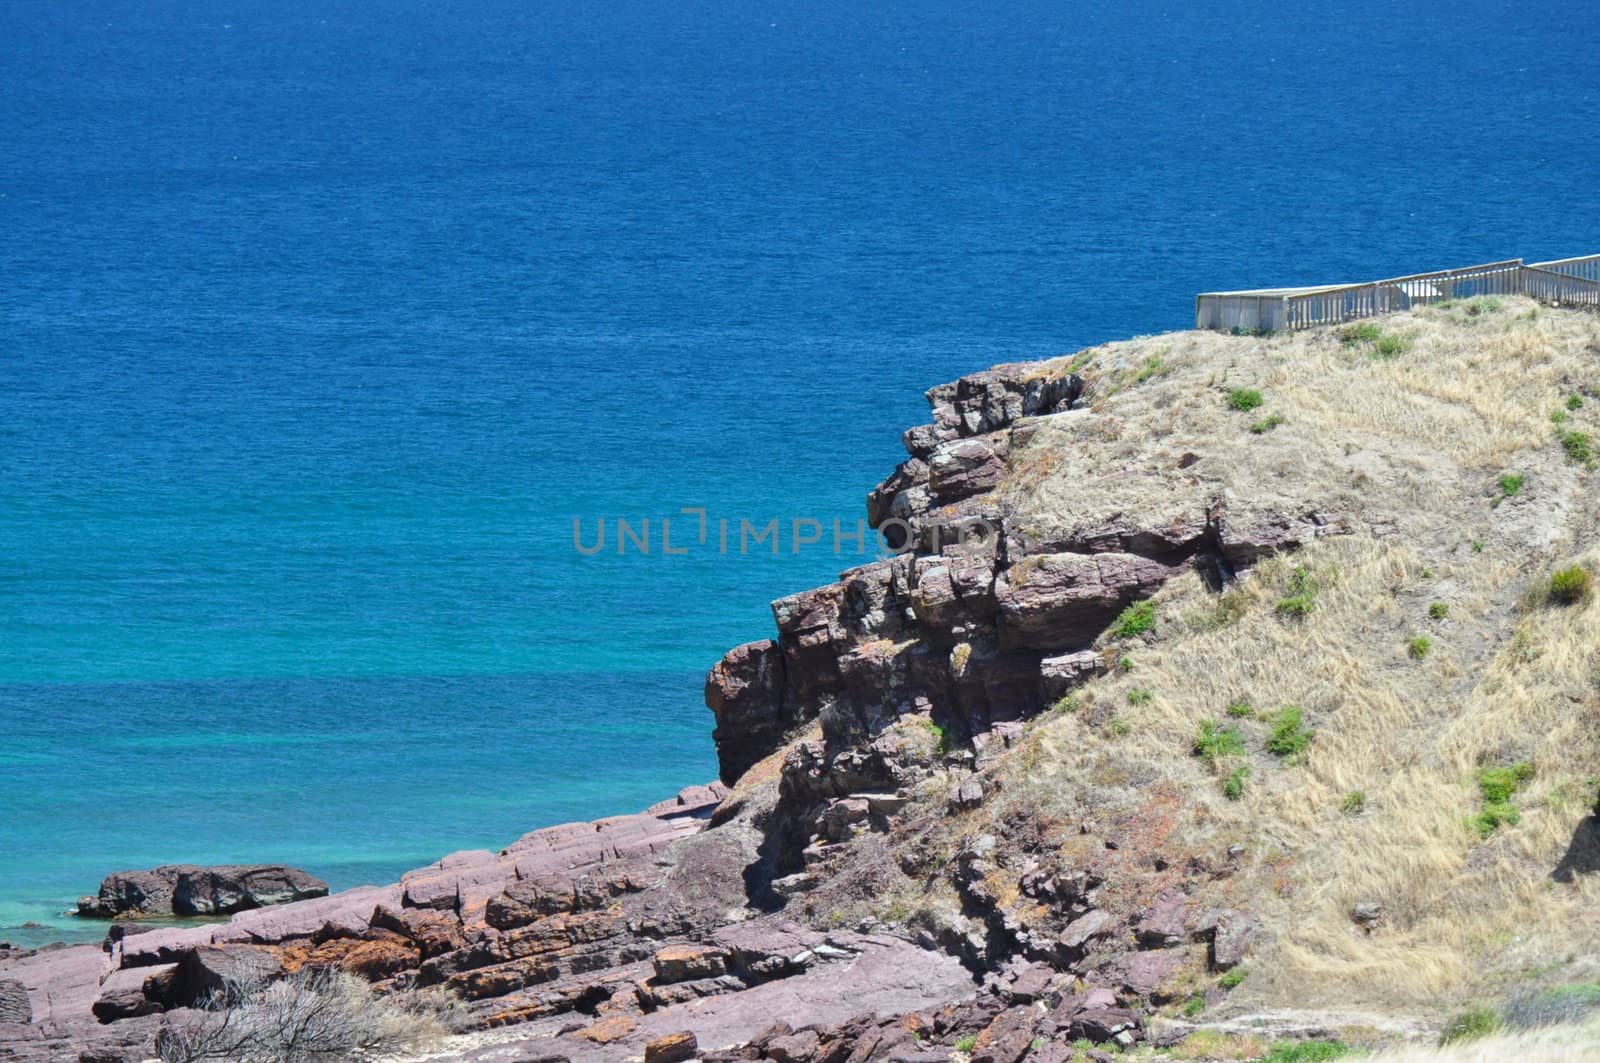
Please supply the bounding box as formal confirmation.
[75,865,329,919]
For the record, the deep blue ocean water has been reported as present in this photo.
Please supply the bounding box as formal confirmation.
[3,0,1597,943]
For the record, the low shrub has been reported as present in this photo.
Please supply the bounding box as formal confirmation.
[1227,388,1265,412]
[1340,322,1382,345]
[1428,601,1449,619]
[1408,635,1432,660]
[154,967,461,1063]
[1473,801,1521,838]
[1195,720,1246,762]
[1128,688,1153,705]
[1112,598,1157,637]
[1267,706,1314,757]
[1560,430,1593,464]
[1372,332,1411,359]
[1439,1006,1500,1045]
[1223,765,1250,800]
[1251,414,1286,434]
[1479,763,1534,803]
[1495,472,1525,505]
[1275,565,1320,619]
[1218,966,1248,990]
[1183,993,1206,1016]
[1546,564,1593,605]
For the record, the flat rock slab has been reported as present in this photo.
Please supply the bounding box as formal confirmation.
[596,936,971,1060]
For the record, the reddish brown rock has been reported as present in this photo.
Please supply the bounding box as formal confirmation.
[705,639,788,786]
[645,1030,699,1063]
[996,552,1176,650]
[653,944,728,984]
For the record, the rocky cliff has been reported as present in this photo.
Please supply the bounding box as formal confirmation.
[5,296,1600,1062]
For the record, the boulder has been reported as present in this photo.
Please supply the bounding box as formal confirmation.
[644,1031,699,1063]
[996,552,1176,650]
[90,966,169,1023]
[1058,909,1112,951]
[705,639,788,786]
[1136,889,1190,948]
[928,437,1007,503]
[1039,649,1109,701]
[652,944,728,984]
[173,945,283,1006]
[76,865,328,919]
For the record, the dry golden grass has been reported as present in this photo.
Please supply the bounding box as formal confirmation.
[1368,1016,1600,1060]
[980,301,1600,1012]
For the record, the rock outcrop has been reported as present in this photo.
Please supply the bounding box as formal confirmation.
[75,864,329,919]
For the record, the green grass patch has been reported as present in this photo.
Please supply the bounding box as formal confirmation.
[1479,763,1534,803]
[1341,789,1365,814]
[1428,602,1449,620]
[1408,635,1432,660]
[1546,564,1593,605]
[1494,472,1525,506]
[1267,706,1314,757]
[1225,700,1255,718]
[1182,992,1206,1016]
[954,1034,978,1053]
[1340,322,1382,345]
[1112,598,1156,638]
[1127,688,1152,705]
[1439,1006,1500,1045]
[1474,802,1521,837]
[1560,430,1593,464]
[1195,720,1246,762]
[1251,413,1286,434]
[1372,332,1412,360]
[1135,355,1173,384]
[1262,1041,1356,1062]
[926,720,956,756]
[1218,967,1248,990]
[1223,765,1250,800]
[1275,565,1320,619]
[1569,393,1586,411]
[1227,388,1265,412]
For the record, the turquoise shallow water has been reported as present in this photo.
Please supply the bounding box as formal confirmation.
[4,0,1600,943]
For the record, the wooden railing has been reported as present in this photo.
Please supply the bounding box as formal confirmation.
[1197,255,1600,331]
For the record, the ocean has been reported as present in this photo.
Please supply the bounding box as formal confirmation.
[3,0,1597,944]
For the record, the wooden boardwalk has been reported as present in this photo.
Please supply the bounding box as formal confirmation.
[1196,254,1600,332]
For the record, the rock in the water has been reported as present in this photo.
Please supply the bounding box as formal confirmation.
[76,865,328,919]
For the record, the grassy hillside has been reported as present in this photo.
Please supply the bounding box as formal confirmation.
[800,296,1600,1047]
